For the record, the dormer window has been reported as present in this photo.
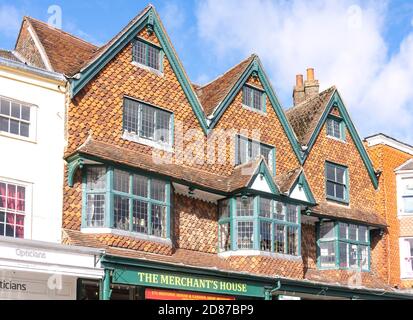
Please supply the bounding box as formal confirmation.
[242,85,266,113]
[132,39,163,72]
[235,135,275,175]
[326,117,345,141]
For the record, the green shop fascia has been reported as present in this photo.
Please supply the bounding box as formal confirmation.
[98,254,413,300]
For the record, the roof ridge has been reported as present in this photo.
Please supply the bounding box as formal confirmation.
[197,54,255,90]
[25,16,98,49]
[286,85,336,113]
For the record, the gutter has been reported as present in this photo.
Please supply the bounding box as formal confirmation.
[0,57,66,83]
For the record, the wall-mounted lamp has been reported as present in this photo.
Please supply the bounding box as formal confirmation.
[188,187,195,196]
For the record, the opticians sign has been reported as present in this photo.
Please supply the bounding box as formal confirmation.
[112,269,265,297]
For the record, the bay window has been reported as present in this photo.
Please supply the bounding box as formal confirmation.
[83,166,171,239]
[218,196,301,256]
[317,221,370,271]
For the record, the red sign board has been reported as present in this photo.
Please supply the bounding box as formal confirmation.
[145,288,235,301]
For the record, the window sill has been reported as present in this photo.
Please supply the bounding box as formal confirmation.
[0,131,37,144]
[81,227,172,246]
[326,197,349,206]
[398,213,413,218]
[218,250,302,261]
[326,135,346,143]
[318,266,370,273]
[241,104,267,116]
[122,131,174,153]
[131,61,164,77]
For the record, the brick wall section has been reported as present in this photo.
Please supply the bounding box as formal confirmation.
[15,20,46,69]
[367,143,413,288]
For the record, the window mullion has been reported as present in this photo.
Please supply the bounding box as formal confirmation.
[106,167,114,228]
[147,179,152,236]
[335,222,340,268]
[129,173,133,232]
[254,196,259,250]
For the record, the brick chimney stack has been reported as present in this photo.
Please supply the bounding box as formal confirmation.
[293,68,320,106]
[293,74,305,106]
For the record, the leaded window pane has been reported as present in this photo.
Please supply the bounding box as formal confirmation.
[274,224,285,253]
[132,199,148,234]
[319,221,335,239]
[219,200,230,219]
[133,40,161,71]
[243,86,252,106]
[155,109,171,144]
[151,204,167,238]
[133,40,146,65]
[86,194,105,228]
[243,86,263,111]
[114,170,129,193]
[259,198,272,218]
[320,241,336,268]
[219,223,231,252]
[86,167,106,191]
[132,174,148,198]
[114,195,130,231]
[348,224,358,241]
[349,243,359,268]
[237,221,254,249]
[339,242,348,268]
[287,226,298,255]
[360,245,369,270]
[260,221,272,252]
[252,89,262,110]
[286,205,298,223]
[150,179,166,202]
[140,104,155,139]
[147,44,160,70]
[236,197,254,217]
[339,223,347,239]
[123,99,140,134]
[358,225,368,243]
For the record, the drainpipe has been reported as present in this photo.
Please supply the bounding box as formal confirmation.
[264,280,282,300]
[102,269,112,301]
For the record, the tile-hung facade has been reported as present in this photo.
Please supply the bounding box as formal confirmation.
[12,5,412,300]
[0,44,103,298]
[365,134,413,293]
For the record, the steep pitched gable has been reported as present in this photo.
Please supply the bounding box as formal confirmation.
[286,88,379,189]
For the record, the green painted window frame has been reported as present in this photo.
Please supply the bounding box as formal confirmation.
[132,38,164,72]
[242,85,266,113]
[82,165,171,240]
[325,161,349,204]
[326,115,346,142]
[235,134,276,176]
[218,195,301,256]
[316,221,370,272]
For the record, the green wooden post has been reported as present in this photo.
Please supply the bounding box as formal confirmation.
[102,269,112,301]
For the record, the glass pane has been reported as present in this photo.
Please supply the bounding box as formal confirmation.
[260,221,272,252]
[86,194,105,227]
[151,204,167,238]
[326,164,335,181]
[132,199,147,234]
[114,195,130,231]
[319,222,335,239]
[274,224,285,253]
[348,224,358,241]
[150,179,166,202]
[333,120,340,138]
[132,174,148,198]
[21,106,30,121]
[339,223,347,239]
[236,197,254,217]
[358,225,368,243]
[260,145,271,165]
[320,241,336,268]
[252,89,262,110]
[359,245,369,270]
[0,99,10,116]
[327,119,334,136]
[326,181,335,198]
[336,167,346,184]
[140,105,155,139]
[9,119,19,135]
[86,167,106,191]
[286,226,298,255]
[243,86,252,106]
[349,243,359,268]
[259,198,271,218]
[219,223,231,252]
[250,139,260,160]
[123,99,139,134]
[219,200,230,219]
[20,122,29,138]
[0,116,8,132]
[238,136,248,164]
[274,202,285,221]
[404,196,413,213]
[339,242,348,268]
[286,205,298,223]
[155,109,171,144]
[237,221,254,249]
[335,184,345,200]
[133,41,146,65]
[113,170,129,193]
[11,103,20,118]
[147,45,160,70]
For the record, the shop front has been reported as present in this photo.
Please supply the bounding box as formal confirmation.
[0,237,104,300]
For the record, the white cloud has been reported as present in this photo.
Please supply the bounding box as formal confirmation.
[0,5,21,38]
[160,2,186,32]
[196,0,413,143]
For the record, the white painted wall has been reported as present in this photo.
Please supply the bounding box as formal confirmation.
[0,65,66,243]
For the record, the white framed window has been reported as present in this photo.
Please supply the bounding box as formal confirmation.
[0,96,37,141]
[400,238,413,279]
[0,179,31,239]
[123,98,173,149]
[398,177,413,216]
[235,135,275,175]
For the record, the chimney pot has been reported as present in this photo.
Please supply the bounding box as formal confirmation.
[296,74,304,87]
[307,68,315,81]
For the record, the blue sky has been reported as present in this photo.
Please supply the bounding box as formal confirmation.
[1,0,413,144]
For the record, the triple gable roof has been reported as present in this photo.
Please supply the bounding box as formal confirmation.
[15,4,377,190]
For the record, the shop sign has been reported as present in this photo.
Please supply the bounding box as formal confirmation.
[145,288,235,300]
[112,269,265,297]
